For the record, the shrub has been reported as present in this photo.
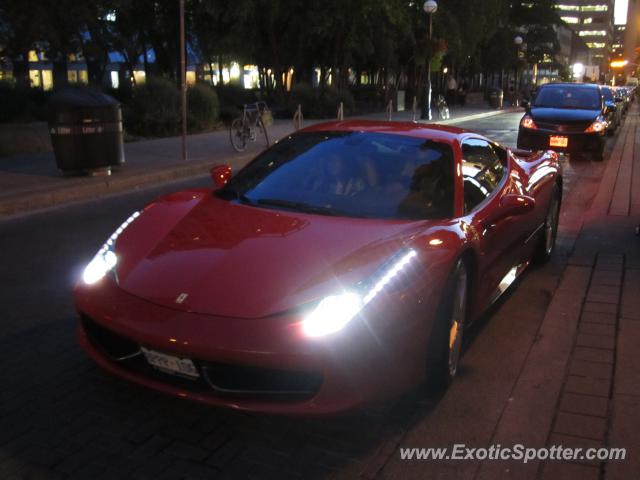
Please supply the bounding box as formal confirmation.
[320,86,355,117]
[216,84,256,108]
[0,82,50,123]
[124,78,180,137]
[187,83,219,131]
[289,83,355,118]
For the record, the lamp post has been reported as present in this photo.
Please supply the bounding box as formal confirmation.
[513,35,523,106]
[421,0,438,120]
[179,0,187,161]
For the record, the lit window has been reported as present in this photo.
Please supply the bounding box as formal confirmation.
[42,70,53,90]
[579,30,607,36]
[186,71,196,86]
[581,5,608,12]
[561,16,579,23]
[133,70,146,85]
[110,71,119,89]
[29,69,41,87]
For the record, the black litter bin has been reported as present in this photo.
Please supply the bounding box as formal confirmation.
[488,88,504,109]
[48,89,124,175]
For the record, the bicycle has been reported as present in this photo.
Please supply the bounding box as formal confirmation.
[229,101,271,152]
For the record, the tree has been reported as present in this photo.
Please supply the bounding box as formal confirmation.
[191,0,254,86]
[510,0,560,65]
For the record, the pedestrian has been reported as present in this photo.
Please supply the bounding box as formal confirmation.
[446,75,457,107]
[458,81,468,107]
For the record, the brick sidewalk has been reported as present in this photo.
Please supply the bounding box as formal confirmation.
[486,106,640,479]
[475,105,640,480]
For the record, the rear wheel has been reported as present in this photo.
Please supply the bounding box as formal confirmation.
[534,184,560,264]
[229,118,247,152]
[592,147,604,162]
[426,259,469,389]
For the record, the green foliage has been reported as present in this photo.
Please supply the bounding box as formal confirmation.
[289,83,355,118]
[187,83,220,131]
[124,79,221,136]
[0,81,49,123]
[124,78,180,137]
[215,85,257,124]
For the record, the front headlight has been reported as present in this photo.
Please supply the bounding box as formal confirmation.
[82,211,140,285]
[302,249,417,337]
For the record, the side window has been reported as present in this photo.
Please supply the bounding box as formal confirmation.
[461,138,506,213]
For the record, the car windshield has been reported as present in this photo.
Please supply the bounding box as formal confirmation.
[533,85,602,110]
[216,131,455,220]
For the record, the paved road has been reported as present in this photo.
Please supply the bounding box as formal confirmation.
[0,113,613,479]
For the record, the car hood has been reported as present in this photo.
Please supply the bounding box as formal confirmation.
[529,107,600,124]
[115,192,431,318]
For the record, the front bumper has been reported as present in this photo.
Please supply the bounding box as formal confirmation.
[517,128,604,154]
[75,279,437,415]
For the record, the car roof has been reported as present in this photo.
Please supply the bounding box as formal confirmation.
[299,119,469,143]
[539,82,600,90]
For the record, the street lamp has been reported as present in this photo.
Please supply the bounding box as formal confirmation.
[421,0,438,120]
[572,62,585,81]
[610,59,636,85]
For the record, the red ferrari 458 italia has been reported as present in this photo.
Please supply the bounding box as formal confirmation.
[75,120,561,415]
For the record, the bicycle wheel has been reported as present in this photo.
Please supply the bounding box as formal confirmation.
[258,118,270,148]
[230,118,247,152]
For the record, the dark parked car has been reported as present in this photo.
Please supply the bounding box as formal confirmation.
[517,83,609,161]
[600,86,621,135]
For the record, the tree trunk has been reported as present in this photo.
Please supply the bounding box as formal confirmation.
[86,58,104,87]
[12,53,30,87]
[143,46,150,80]
[52,54,68,90]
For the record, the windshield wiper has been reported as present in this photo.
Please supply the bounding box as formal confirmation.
[254,198,346,216]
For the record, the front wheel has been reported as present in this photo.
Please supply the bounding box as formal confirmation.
[229,118,247,152]
[534,184,560,264]
[425,258,469,389]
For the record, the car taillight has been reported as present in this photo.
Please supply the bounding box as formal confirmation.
[585,118,606,133]
[521,115,537,129]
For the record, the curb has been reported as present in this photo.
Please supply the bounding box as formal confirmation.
[0,153,254,218]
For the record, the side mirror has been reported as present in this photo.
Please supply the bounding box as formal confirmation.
[210,165,232,188]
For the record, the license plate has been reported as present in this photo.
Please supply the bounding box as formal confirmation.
[549,136,568,148]
[141,347,199,379]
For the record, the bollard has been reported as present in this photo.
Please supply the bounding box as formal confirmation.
[337,102,344,121]
[293,104,304,130]
[412,96,418,122]
[387,100,393,121]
